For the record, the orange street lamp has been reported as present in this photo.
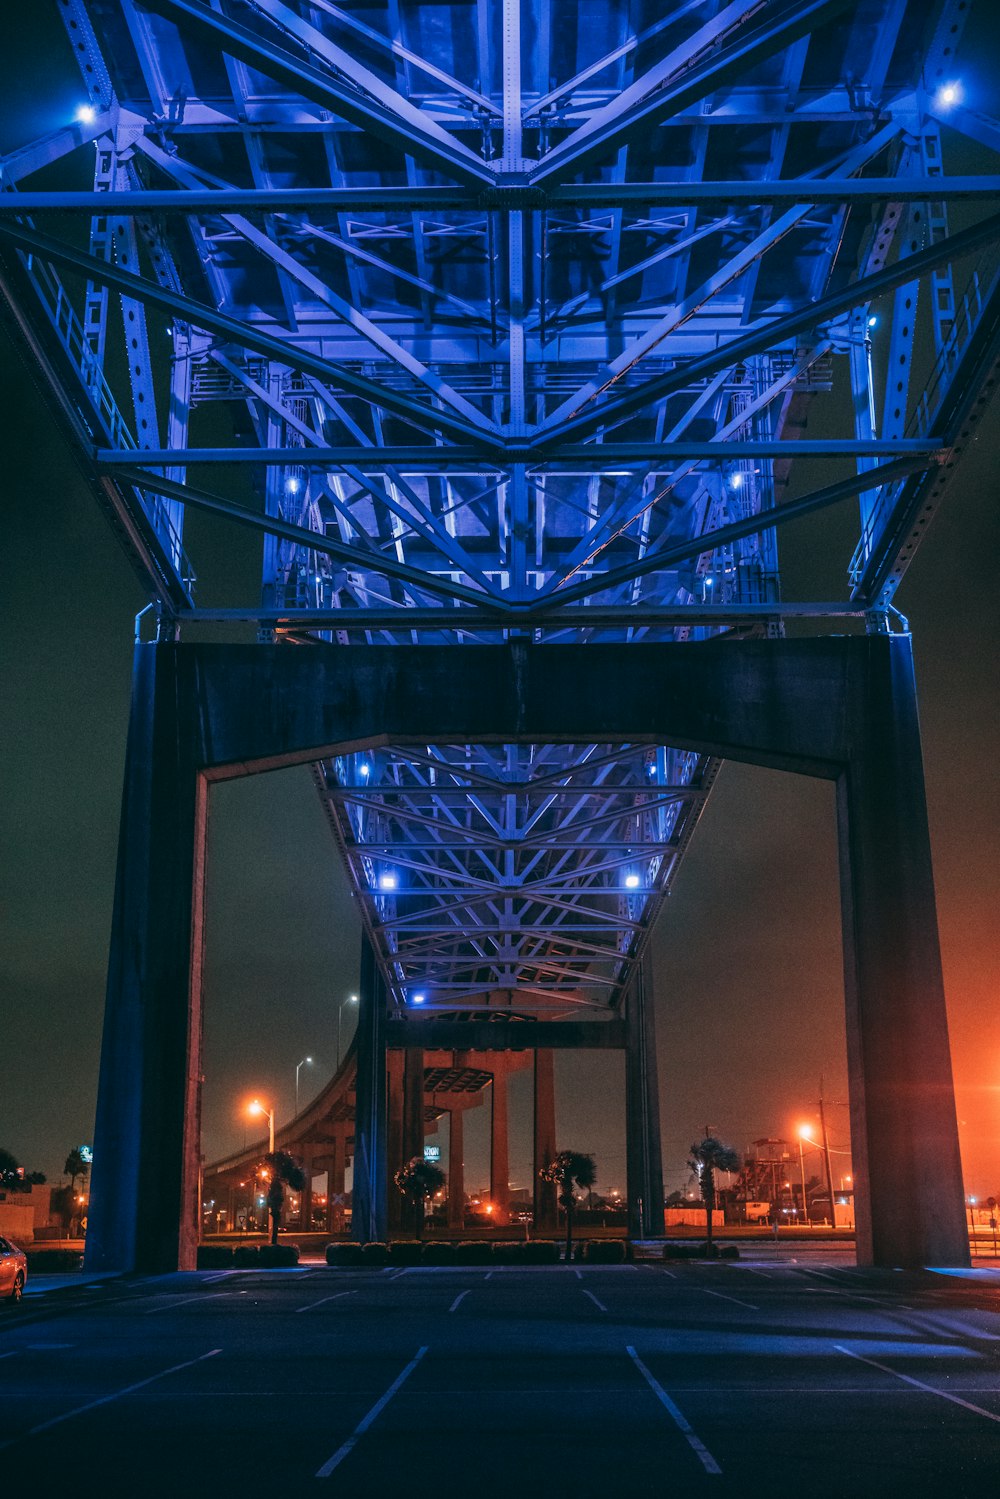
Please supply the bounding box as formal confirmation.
[248,1098,275,1154]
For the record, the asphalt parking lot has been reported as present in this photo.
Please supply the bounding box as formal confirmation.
[3,1255,1000,1495]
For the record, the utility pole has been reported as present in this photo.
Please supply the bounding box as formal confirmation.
[798,1135,809,1225]
[818,1080,837,1232]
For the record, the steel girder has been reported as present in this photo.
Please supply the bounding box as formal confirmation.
[2,0,996,1016]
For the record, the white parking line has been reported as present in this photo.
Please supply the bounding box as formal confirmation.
[143,1292,234,1315]
[484,1271,494,1281]
[574,1269,583,1280]
[626,1347,721,1476]
[702,1289,758,1311]
[660,1268,677,1279]
[0,1351,17,1361]
[296,1291,356,1314]
[449,1291,470,1313]
[316,1346,428,1478]
[582,1289,608,1313]
[836,1345,1000,1424]
[0,1349,221,1452]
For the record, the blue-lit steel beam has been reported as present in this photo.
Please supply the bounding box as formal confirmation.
[136,0,494,187]
[95,440,944,468]
[535,209,1000,447]
[0,218,500,450]
[8,178,1000,212]
[111,466,514,613]
[530,0,854,185]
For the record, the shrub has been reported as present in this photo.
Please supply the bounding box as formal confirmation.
[233,1244,260,1267]
[490,1241,521,1264]
[520,1240,560,1265]
[719,1244,740,1260]
[387,1240,423,1265]
[326,1242,364,1267]
[361,1241,388,1266]
[25,1249,83,1274]
[258,1243,299,1268]
[584,1239,625,1264]
[196,1245,234,1269]
[421,1241,455,1266]
[454,1240,493,1265]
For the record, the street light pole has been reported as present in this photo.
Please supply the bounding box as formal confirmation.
[295,1056,313,1116]
[798,1134,809,1225]
[337,994,358,1072]
[249,1099,275,1155]
[818,1087,837,1231]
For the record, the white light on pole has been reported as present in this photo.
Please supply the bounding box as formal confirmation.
[248,1099,274,1154]
[295,1056,314,1116]
[337,995,358,1071]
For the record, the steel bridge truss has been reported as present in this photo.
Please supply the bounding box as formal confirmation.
[3,0,998,1019]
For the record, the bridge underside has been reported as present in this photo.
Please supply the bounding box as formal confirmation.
[4,1,989,1275]
[86,636,966,1271]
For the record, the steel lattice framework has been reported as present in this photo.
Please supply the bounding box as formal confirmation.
[3,0,998,1015]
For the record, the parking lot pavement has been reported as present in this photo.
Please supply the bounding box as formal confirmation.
[3,1261,1000,1494]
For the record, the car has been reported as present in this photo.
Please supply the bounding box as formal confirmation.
[0,1236,27,1304]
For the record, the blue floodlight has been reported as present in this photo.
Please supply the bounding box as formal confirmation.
[75,103,97,124]
[286,477,301,495]
[934,81,962,110]
[379,871,397,891]
[704,576,714,588]
[411,992,426,1005]
[730,472,742,489]
[625,873,640,889]
[867,315,878,328]
[359,761,371,778]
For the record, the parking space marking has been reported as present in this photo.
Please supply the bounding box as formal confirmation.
[626,1346,721,1476]
[574,1269,583,1280]
[836,1345,1000,1424]
[315,1346,428,1478]
[449,1291,471,1313]
[296,1291,356,1314]
[0,1348,221,1452]
[143,1292,235,1315]
[582,1289,608,1313]
[702,1290,758,1311]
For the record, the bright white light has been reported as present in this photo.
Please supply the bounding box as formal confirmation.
[625,874,640,889]
[379,872,397,891]
[76,104,97,125]
[704,576,714,587]
[731,472,742,489]
[935,81,961,109]
[286,477,301,495]
[359,761,371,777]
[411,992,426,1005]
[867,315,878,328]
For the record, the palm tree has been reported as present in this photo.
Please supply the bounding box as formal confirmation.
[687,1137,740,1255]
[64,1147,89,1196]
[393,1158,446,1238]
[262,1151,307,1245]
[539,1151,597,1262]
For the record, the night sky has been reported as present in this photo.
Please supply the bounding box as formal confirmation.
[2,7,998,1205]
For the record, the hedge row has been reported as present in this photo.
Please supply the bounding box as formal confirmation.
[662,1242,740,1260]
[325,1239,568,1267]
[197,1243,300,1269]
[25,1249,84,1274]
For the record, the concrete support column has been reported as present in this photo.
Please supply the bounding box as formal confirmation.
[387,1050,405,1234]
[625,954,665,1240]
[490,1061,510,1225]
[299,1157,313,1231]
[352,934,387,1243]
[85,644,203,1274]
[533,1049,558,1233]
[448,1108,465,1233]
[838,635,968,1267]
[400,1048,425,1235]
[327,1135,346,1233]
